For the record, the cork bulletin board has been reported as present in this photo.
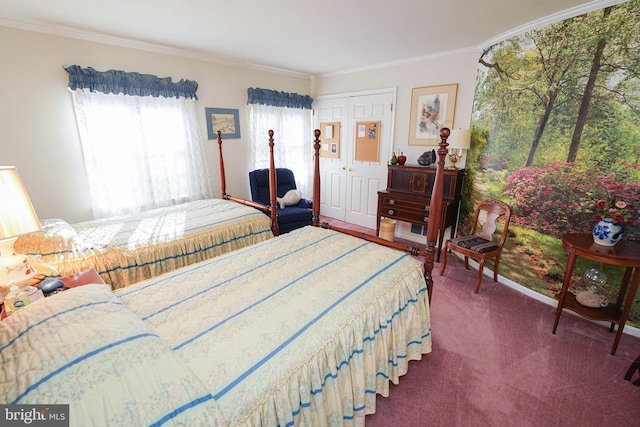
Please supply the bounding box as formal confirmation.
[354,121,380,162]
[319,122,341,159]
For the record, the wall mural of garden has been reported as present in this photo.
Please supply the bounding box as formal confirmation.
[466,0,640,327]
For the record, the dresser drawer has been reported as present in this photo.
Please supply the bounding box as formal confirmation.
[382,207,431,224]
[379,194,430,222]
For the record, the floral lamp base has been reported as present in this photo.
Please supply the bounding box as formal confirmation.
[592,218,623,246]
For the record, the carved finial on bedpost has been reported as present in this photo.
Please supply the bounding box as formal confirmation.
[217,130,228,200]
[423,127,450,304]
[268,130,280,236]
[312,129,321,227]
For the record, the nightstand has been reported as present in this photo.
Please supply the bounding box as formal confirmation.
[41,268,106,297]
[1,269,106,318]
[58,268,106,289]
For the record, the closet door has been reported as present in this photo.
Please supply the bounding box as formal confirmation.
[344,92,393,229]
[316,97,349,221]
[315,90,395,229]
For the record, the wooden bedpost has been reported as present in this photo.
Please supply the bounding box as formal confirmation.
[312,129,321,227]
[217,130,228,200]
[313,129,425,261]
[268,130,280,236]
[424,127,450,304]
[216,127,288,237]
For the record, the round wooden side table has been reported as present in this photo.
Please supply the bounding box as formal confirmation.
[552,233,640,355]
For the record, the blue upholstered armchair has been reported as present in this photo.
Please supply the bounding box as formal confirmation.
[248,168,313,234]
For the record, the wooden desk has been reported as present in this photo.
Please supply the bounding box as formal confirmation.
[552,233,640,355]
[377,165,464,261]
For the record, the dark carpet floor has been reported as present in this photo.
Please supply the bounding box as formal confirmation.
[365,254,640,427]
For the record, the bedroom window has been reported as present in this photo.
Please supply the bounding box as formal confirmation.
[247,88,313,198]
[65,66,213,219]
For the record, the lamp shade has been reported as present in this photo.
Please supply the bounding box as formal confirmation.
[447,129,471,150]
[0,167,40,239]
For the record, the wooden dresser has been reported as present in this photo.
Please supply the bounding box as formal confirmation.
[377,165,464,261]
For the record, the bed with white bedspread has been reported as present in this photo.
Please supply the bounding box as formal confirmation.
[1,226,431,426]
[15,199,273,290]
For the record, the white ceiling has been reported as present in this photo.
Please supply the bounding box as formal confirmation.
[0,0,622,76]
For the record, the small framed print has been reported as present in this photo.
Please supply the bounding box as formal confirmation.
[408,84,457,145]
[205,107,240,139]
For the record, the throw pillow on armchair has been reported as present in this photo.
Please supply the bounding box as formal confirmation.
[276,190,303,209]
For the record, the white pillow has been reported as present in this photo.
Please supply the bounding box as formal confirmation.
[0,284,226,426]
[276,189,303,209]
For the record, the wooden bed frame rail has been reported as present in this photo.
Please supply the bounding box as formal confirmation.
[217,130,280,235]
[312,128,449,302]
[217,127,450,302]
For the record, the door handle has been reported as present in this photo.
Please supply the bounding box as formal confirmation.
[348,167,353,171]
[342,166,346,170]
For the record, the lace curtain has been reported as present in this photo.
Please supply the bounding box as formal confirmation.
[66,66,212,219]
[248,88,313,200]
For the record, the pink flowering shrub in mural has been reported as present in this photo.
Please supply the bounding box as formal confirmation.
[504,162,640,239]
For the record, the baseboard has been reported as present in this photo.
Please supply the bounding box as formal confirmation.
[459,254,640,339]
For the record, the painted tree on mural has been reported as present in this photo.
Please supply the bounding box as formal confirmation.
[476,1,640,170]
[468,0,640,324]
[473,0,640,238]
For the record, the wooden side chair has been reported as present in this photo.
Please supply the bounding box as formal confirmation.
[440,200,512,293]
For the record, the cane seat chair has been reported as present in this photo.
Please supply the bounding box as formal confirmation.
[440,200,512,293]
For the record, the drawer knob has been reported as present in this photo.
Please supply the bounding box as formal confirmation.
[389,199,395,205]
[423,216,429,222]
[388,209,395,216]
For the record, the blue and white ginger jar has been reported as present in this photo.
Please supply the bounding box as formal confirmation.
[592,218,623,246]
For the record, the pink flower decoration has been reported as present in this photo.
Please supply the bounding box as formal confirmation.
[615,200,628,209]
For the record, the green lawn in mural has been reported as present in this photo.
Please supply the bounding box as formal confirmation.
[467,1,640,327]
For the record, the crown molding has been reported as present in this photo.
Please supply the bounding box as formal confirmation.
[480,0,629,49]
[318,46,481,78]
[1,0,627,79]
[0,18,311,80]
[319,0,627,78]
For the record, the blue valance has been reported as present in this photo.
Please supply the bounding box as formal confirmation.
[64,65,198,100]
[247,88,313,110]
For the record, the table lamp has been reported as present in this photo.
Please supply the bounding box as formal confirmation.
[446,129,471,170]
[0,167,41,291]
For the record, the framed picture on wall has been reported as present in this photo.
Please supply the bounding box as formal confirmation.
[205,107,240,139]
[408,84,457,145]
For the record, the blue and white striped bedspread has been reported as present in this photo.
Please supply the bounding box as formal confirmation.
[117,226,432,426]
[0,284,227,427]
[17,199,273,290]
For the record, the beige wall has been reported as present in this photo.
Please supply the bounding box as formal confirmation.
[0,26,311,222]
[1,24,480,225]
[312,51,480,241]
[312,50,481,167]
